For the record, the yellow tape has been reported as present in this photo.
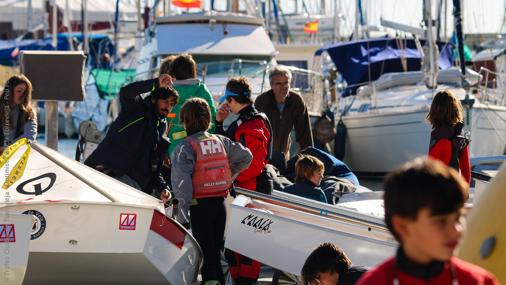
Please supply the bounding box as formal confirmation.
[0,138,31,189]
[172,130,187,140]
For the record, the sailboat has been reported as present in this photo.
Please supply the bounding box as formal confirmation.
[315,0,506,173]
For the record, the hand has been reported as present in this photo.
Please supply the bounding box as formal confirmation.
[159,74,174,88]
[216,103,230,123]
[163,156,171,168]
[160,189,171,205]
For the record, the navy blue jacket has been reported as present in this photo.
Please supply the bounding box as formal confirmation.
[282,180,327,203]
[85,78,169,196]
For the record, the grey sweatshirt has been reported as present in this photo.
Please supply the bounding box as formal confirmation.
[171,131,252,224]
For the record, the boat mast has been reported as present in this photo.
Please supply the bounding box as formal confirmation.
[452,0,466,77]
[353,0,360,40]
[423,0,438,89]
[452,0,474,128]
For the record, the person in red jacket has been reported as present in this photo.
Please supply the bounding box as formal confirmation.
[216,77,272,285]
[427,90,471,183]
[357,158,499,285]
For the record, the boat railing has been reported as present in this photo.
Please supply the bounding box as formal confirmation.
[234,187,388,230]
[478,67,506,105]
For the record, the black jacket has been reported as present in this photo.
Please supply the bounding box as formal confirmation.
[85,78,169,196]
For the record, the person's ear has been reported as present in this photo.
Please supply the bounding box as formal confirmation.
[392,215,411,239]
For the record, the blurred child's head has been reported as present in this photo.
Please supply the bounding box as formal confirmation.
[295,155,325,186]
[301,242,352,285]
[180,97,211,133]
[384,157,469,262]
[426,90,463,128]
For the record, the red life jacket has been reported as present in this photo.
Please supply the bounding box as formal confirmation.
[187,134,232,199]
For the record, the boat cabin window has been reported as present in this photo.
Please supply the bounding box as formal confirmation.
[277,60,310,90]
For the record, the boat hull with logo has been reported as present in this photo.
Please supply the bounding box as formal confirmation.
[225,189,396,275]
[0,141,201,285]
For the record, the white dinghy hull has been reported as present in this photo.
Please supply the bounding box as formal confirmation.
[0,141,202,284]
[225,190,396,275]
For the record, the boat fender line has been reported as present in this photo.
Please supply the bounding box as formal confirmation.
[334,119,347,160]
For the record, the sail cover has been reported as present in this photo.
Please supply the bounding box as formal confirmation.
[316,38,454,95]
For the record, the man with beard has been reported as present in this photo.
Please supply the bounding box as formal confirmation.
[85,75,177,200]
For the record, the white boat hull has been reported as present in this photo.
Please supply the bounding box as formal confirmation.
[343,106,506,173]
[0,213,32,285]
[2,203,200,285]
[225,194,396,275]
[0,142,202,284]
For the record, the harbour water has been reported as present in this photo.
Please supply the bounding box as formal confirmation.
[37,135,385,191]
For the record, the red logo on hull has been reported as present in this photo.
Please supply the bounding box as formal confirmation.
[119,213,137,230]
[0,224,16,243]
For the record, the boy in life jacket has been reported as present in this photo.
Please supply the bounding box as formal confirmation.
[301,242,366,285]
[171,98,252,285]
[357,158,498,285]
[282,154,327,203]
[427,90,471,184]
[215,77,272,285]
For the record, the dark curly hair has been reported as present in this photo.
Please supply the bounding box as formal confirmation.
[301,242,352,285]
[225,76,253,105]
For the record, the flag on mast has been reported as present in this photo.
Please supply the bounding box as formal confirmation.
[304,20,319,34]
[171,0,202,8]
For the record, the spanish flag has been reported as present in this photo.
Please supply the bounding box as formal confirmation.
[172,0,201,8]
[304,20,319,34]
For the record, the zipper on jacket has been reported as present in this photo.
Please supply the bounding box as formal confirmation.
[118,116,145,133]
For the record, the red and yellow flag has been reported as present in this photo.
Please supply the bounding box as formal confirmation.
[172,0,201,8]
[304,20,319,34]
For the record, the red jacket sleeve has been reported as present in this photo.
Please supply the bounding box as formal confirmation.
[428,139,452,165]
[234,120,270,187]
[459,146,471,184]
[429,139,471,184]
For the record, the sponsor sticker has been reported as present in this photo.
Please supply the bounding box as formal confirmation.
[22,210,46,240]
[241,214,273,234]
[119,213,137,230]
[0,224,15,243]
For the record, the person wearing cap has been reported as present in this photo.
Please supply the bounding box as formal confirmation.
[85,75,177,201]
[216,77,271,285]
[255,65,313,162]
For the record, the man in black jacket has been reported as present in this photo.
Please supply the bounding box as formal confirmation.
[85,75,178,199]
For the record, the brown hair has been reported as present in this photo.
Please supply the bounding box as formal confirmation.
[180,97,211,132]
[170,53,197,80]
[384,157,468,241]
[426,90,463,128]
[226,76,253,105]
[1,74,35,123]
[301,242,352,285]
[295,155,325,183]
[159,55,177,76]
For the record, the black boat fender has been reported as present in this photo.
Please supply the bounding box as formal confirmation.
[334,119,347,160]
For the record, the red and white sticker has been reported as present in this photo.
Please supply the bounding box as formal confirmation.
[0,224,16,243]
[119,213,137,231]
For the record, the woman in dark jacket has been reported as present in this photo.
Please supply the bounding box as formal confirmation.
[0,74,37,151]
